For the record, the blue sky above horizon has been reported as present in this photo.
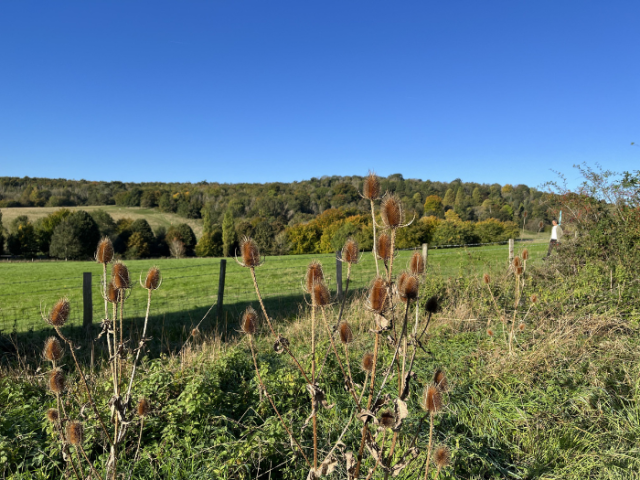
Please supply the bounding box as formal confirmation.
[0,1,638,189]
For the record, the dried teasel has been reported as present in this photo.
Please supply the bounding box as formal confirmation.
[44,337,63,362]
[423,385,442,413]
[397,271,419,303]
[434,446,451,469]
[516,266,524,276]
[409,251,424,276]
[305,261,324,293]
[376,233,392,261]
[46,408,59,423]
[513,256,522,268]
[379,409,395,429]
[341,238,359,265]
[522,249,529,261]
[483,273,491,285]
[487,328,494,337]
[241,307,258,335]
[312,282,331,307]
[49,369,65,394]
[362,352,374,372]
[48,298,70,327]
[66,421,84,445]
[106,280,119,303]
[144,266,161,290]
[362,171,380,200]
[96,237,114,264]
[238,236,262,268]
[112,261,130,290]
[339,322,353,344]
[368,277,389,314]
[433,369,448,392]
[425,295,438,314]
[380,193,404,229]
[518,323,525,332]
[137,398,150,417]
[530,294,538,304]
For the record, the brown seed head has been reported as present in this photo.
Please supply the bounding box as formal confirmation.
[398,272,419,302]
[241,307,258,335]
[107,280,119,303]
[362,352,374,372]
[433,369,448,392]
[434,446,451,469]
[487,328,494,337]
[368,277,389,313]
[409,251,424,276]
[137,397,150,417]
[342,238,359,264]
[66,421,84,445]
[518,323,525,332]
[379,409,395,429]
[240,236,261,268]
[46,408,59,423]
[376,233,392,261]
[483,273,490,285]
[96,237,114,264]
[112,261,130,290]
[312,282,331,307]
[49,298,70,327]
[44,337,63,362]
[362,171,380,200]
[423,385,442,413]
[425,296,438,314]
[380,193,404,229]
[516,266,524,276]
[305,261,324,293]
[513,256,522,268]
[144,266,161,290]
[339,322,353,344]
[49,369,65,394]
[522,249,529,261]
[530,294,538,304]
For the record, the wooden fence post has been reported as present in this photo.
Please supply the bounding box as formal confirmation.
[508,239,514,265]
[217,259,226,320]
[82,272,92,329]
[422,243,428,267]
[336,251,343,300]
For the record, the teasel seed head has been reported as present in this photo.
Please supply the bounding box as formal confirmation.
[44,337,63,362]
[112,261,130,290]
[530,294,538,304]
[48,298,70,327]
[144,266,161,290]
[522,249,529,261]
[433,369,448,392]
[107,280,119,303]
[518,323,525,332]
[516,266,524,276]
[305,261,325,293]
[423,384,442,413]
[362,171,380,200]
[66,421,84,446]
[312,282,331,307]
[240,236,261,268]
[368,276,389,313]
[513,256,522,268]
[380,193,404,229]
[96,237,114,264]
[46,408,59,423]
[376,233,392,261]
[362,352,374,372]
[397,271,419,303]
[342,238,359,265]
[483,273,490,285]
[241,307,258,335]
[137,398,150,417]
[379,409,395,429]
[49,369,65,394]
[339,322,353,344]
[487,328,494,337]
[425,296,438,314]
[409,251,424,276]
[434,446,451,469]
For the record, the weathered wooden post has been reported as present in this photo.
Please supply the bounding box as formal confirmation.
[82,272,92,329]
[217,259,226,320]
[422,243,428,267]
[336,251,343,300]
[508,238,514,265]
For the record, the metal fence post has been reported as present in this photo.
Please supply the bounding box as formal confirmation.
[336,251,343,300]
[422,243,428,267]
[217,259,226,319]
[83,272,92,329]
[508,238,514,265]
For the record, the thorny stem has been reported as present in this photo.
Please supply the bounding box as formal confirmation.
[423,412,435,480]
[78,445,101,480]
[485,283,501,327]
[73,446,85,480]
[133,418,145,463]
[509,273,521,354]
[336,263,352,327]
[311,300,317,470]
[371,200,379,276]
[364,430,386,480]
[124,289,152,406]
[51,404,81,480]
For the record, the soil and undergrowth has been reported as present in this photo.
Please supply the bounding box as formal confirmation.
[1,169,639,479]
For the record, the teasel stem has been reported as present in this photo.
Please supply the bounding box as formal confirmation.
[509,272,521,355]
[250,267,311,383]
[124,289,152,407]
[54,328,113,447]
[364,430,386,480]
[311,298,318,470]
[485,282,501,327]
[73,446,85,480]
[77,444,101,480]
[119,295,125,387]
[248,336,311,468]
[358,370,370,405]
[336,263,352,327]
[371,199,379,276]
[133,418,145,463]
[423,412,435,480]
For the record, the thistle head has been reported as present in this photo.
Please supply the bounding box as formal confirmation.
[144,266,161,290]
[341,238,359,265]
[376,233,392,261]
[368,276,389,314]
[483,273,490,285]
[380,193,404,229]
[48,298,70,327]
[434,446,451,469]
[46,408,59,423]
[44,337,63,362]
[379,409,395,429]
[112,261,130,290]
[397,271,419,303]
[339,322,353,344]
[522,249,529,261]
[362,171,380,200]
[305,261,324,293]
[433,369,448,392]
[240,236,261,268]
[425,296,438,314]
[96,237,114,264]
[137,398,150,417]
[107,280,119,303]
[423,385,442,413]
[409,251,424,276]
[66,421,84,445]
[241,307,258,335]
[312,282,331,307]
[362,352,374,372]
[49,369,65,394]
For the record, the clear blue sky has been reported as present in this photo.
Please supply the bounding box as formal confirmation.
[0,1,638,188]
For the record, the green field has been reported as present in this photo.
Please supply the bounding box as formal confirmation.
[0,239,547,335]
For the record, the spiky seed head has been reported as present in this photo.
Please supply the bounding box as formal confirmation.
[434,446,451,469]
[48,298,70,327]
[433,369,448,392]
[513,256,521,268]
[112,261,130,290]
[362,352,374,372]
[409,251,424,276]
[531,294,538,304]
[240,236,261,268]
[487,328,494,337]
[49,369,65,394]
[539,220,544,229]
[44,337,63,362]
[423,385,442,413]
[516,266,524,276]
[144,266,161,290]
[380,193,404,229]
[107,281,119,303]
[312,282,331,307]
[398,272,419,303]
[137,398,150,417]
[46,408,59,423]
[425,296,438,314]
[241,307,258,335]
[522,249,529,261]
[379,409,395,429]
[305,261,324,293]
[369,277,389,313]
[66,422,84,445]
[518,323,525,332]
[483,273,490,285]
[342,238,359,265]
[96,237,114,264]
[362,171,380,200]
[339,322,353,344]
[376,233,392,261]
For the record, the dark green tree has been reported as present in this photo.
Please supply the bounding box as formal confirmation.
[49,221,83,260]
